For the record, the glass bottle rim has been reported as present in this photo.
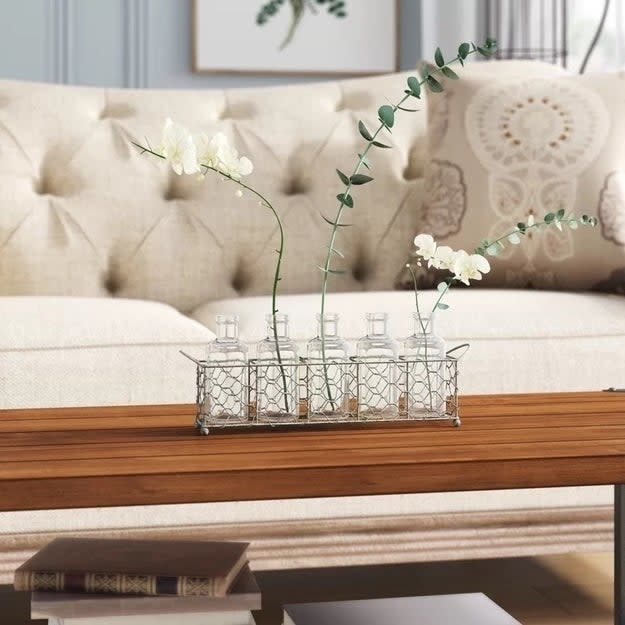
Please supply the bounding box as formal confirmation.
[265,312,288,323]
[365,312,388,321]
[316,312,339,322]
[215,313,240,324]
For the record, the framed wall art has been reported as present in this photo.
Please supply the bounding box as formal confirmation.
[193,0,399,76]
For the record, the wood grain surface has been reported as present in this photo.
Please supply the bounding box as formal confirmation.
[1,392,625,512]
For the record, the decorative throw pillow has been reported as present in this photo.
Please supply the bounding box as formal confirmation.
[395,60,625,294]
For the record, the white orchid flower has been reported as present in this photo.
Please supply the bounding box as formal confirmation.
[452,251,491,285]
[429,245,458,270]
[413,234,437,260]
[195,131,253,180]
[160,118,199,175]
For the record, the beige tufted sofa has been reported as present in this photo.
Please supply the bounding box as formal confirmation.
[1,66,623,580]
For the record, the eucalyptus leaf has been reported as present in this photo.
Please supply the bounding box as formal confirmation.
[407,76,421,98]
[507,232,521,244]
[371,140,392,149]
[350,174,373,185]
[336,169,350,185]
[437,282,447,292]
[486,244,501,256]
[321,214,351,228]
[544,212,555,224]
[378,104,395,128]
[336,193,354,208]
[569,220,579,229]
[441,66,459,80]
[426,75,444,93]
[458,42,471,59]
[434,47,445,67]
[358,121,373,142]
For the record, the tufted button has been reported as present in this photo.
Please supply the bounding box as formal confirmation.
[335,91,374,112]
[221,101,255,120]
[352,257,373,283]
[99,102,135,120]
[163,175,192,202]
[34,170,81,198]
[231,263,249,293]
[282,176,310,197]
[403,142,426,181]
[103,274,121,295]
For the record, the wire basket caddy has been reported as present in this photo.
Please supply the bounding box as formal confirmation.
[184,353,460,435]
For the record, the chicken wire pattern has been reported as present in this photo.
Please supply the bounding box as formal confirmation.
[194,357,459,434]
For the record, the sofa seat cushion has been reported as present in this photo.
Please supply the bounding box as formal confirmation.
[191,289,625,394]
[0,297,213,408]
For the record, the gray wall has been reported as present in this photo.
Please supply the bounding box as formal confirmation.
[0,0,423,88]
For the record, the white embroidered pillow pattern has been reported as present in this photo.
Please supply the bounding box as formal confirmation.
[396,61,625,294]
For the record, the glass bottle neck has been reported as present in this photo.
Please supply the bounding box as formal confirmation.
[366,314,389,337]
[317,315,339,338]
[215,316,239,341]
[266,315,289,339]
[413,314,434,335]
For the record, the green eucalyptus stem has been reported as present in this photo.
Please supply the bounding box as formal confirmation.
[134,142,291,415]
[320,41,494,409]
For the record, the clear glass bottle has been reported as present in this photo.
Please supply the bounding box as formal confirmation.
[203,314,248,423]
[356,312,399,418]
[255,313,299,422]
[306,313,351,420]
[403,313,447,418]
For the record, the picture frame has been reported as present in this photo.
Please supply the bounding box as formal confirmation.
[192,0,399,76]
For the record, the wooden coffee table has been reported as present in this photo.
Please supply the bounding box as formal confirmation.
[1,391,625,623]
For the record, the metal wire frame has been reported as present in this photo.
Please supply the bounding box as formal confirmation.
[191,356,460,435]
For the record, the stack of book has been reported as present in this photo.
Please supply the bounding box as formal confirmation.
[14,538,260,625]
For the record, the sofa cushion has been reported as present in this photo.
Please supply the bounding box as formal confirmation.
[0,297,213,409]
[0,74,429,312]
[396,61,625,293]
[191,289,625,394]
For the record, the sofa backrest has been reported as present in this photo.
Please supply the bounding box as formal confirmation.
[0,74,428,313]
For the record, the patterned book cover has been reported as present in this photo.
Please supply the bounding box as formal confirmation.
[14,538,249,597]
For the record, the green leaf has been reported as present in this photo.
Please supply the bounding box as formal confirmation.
[357,153,371,169]
[321,214,351,228]
[569,220,579,230]
[458,42,471,60]
[336,169,350,185]
[358,120,373,141]
[378,104,395,128]
[437,282,447,292]
[507,232,521,245]
[517,222,526,232]
[556,208,566,219]
[544,212,555,224]
[434,47,444,67]
[327,245,345,258]
[441,66,459,80]
[406,76,421,98]
[336,193,354,208]
[437,303,450,310]
[350,174,373,185]
[396,104,419,112]
[477,45,494,58]
[486,242,502,256]
[426,75,444,93]
[318,266,347,275]
[371,140,391,149]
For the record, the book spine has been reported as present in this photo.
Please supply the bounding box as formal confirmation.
[14,570,218,596]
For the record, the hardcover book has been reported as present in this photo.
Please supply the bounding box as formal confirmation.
[14,538,249,597]
[31,565,261,618]
[283,593,521,625]
[46,612,256,625]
